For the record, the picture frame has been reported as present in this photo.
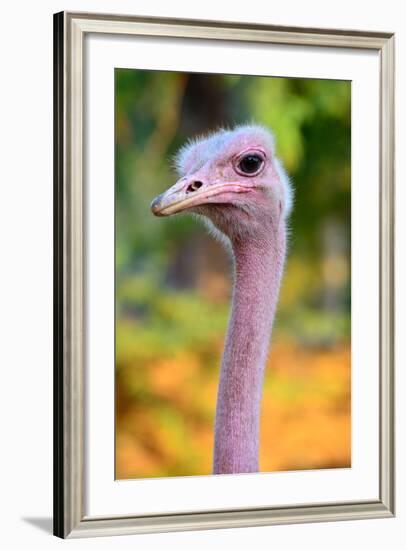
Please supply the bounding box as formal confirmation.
[53,11,395,538]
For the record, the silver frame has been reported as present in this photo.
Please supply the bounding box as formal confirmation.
[53,11,395,538]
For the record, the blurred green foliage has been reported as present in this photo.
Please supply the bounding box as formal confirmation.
[115,69,351,478]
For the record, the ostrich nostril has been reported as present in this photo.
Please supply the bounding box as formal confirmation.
[186,181,203,193]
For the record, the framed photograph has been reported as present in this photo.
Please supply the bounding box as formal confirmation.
[53,11,395,538]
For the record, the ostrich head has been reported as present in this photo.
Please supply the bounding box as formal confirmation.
[151,125,293,242]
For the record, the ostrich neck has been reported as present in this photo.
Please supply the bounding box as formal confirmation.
[213,226,286,474]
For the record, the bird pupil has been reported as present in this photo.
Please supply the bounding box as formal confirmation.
[239,154,261,174]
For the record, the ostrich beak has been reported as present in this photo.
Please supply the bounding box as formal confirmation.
[150,177,193,217]
[151,178,252,217]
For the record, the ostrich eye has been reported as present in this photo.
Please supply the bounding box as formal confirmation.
[238,154,263,175]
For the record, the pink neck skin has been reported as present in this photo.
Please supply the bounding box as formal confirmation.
[213,224,286,474]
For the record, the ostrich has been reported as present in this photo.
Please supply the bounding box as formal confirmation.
[150,125,293,475]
